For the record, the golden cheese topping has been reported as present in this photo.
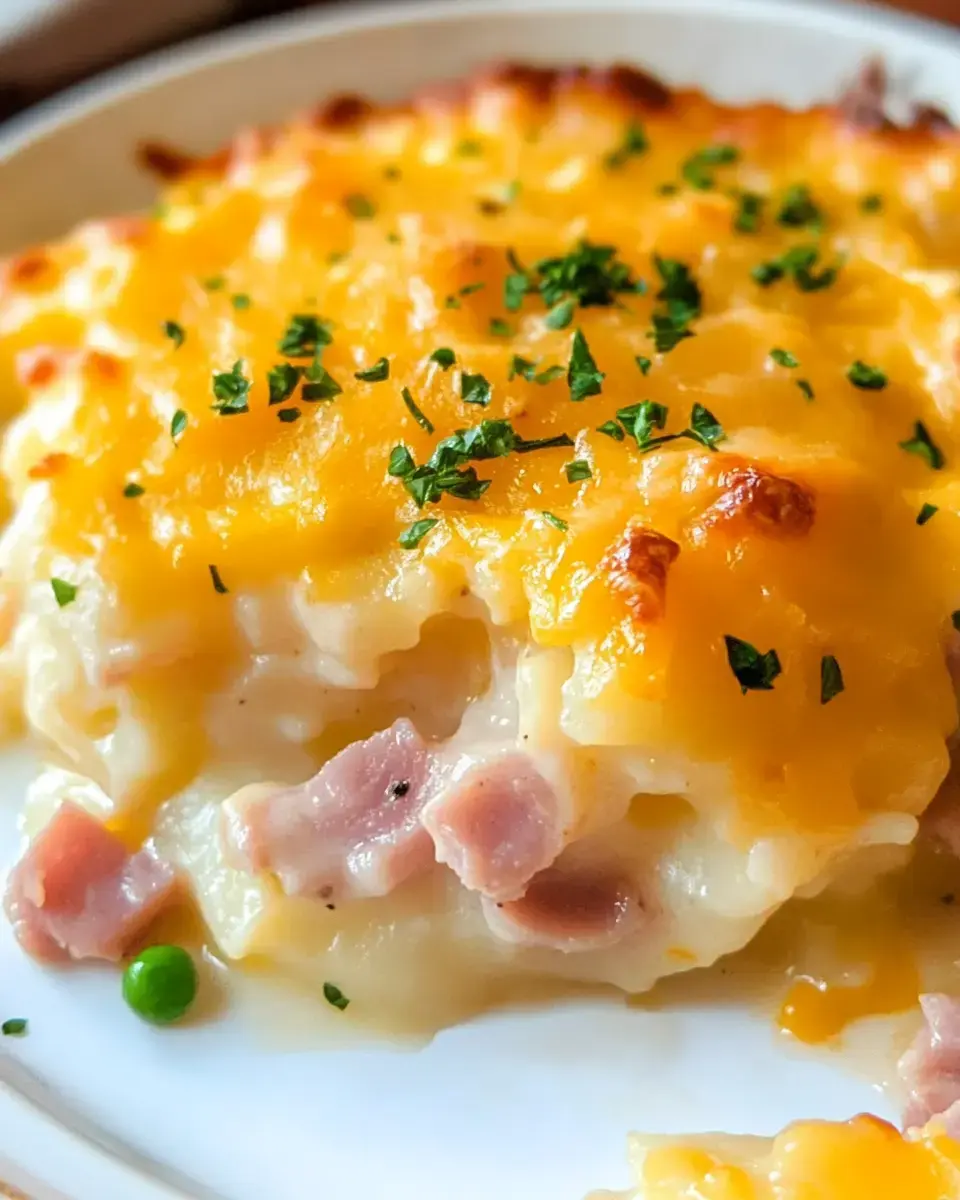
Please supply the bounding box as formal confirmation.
[620,1116,960,1200]
[2,63,960,838]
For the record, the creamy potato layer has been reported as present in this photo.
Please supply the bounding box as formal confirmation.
[1,62,960,1026]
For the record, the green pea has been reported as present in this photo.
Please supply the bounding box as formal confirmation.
[122,945,198,1025]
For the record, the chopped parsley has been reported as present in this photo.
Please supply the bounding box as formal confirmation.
[508,355,565,385]
[734,191,765,234]
[461,372,492,407]
[917,502,939,525]
[900,421,945,470]
[567,330,604,402]
[565,459,592,483]
[171,409,187,441]
[445,282,486,309]
[268,363,302,405]
[1,1018,27,1036]
[344,194,376,220]
[752,244,840,292]
[354,357,390,382]
[596,420,625,441]
[724,635,782,693]
[456,138,483,156]
[162,320,184,348]
[681,143,739,191]
[542,511,568,532]
[860,193,883,213]
[399,517,439,548]
[489,318,513,337]
[388,419,572,508]
[846,360,887,390]
[51,578,77,608]
[278,314,332,358]
[796,379,815,401]
[770,347,799,368]
[301,360,342,402]
[401,387,434,434]
[201,275,225,291]
[603,121,649,170]
[684,403,725,449]
[614,401,724,453]
[504,240,644,319]
[211,360,251,414]
[123,482,145,498]
[648,255,702,352]
[231,293,251,311]
[820,654,844,704]
[323,982,350,1011]
[208,564,229,594]
[635,355,652,375]
[430,348,456,369]
[777,184,823,230]
[277,407,301,423]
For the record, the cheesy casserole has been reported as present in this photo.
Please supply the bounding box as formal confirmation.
[2,62,960,1024]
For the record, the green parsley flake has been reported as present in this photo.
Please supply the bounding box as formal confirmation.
[685,403,725,449]
[734,191,765,234]
[277,408,301,423]
[567,330,604,402]
[51,578,77,608]
[797,379,815,401]
[430,348,456,369]
[461,372,492,407]
[208,564,229,594]
[565,459,592,483]
[354,357,390,383]
[505,241,645,321]
[201,275,225,291]
[211,360,251,414]
[648,255,702,353]
[1,1018,27,1037]
[847,360,887,390]
[777,184,823,230]
[489,318,513,337]
[323,982,350,1011]
[402,387,435,434]
[596,420,625,441]
[917,502,939,526]
[681,144,739,191]
[635,355,652,375]
[162,320,184,349]
[344,194,376,220]
[123,482,145,498]
[301,360,342,402]
[860,193,883,213]
[820,654,844,704]
[724,635,782,693]
[542,511,568,532]
[617,400,669,449]
[399,518,439,549]
[604,121,648,170]
[508,356,564,385]
[900,421,945,470]
[456,138,483,156]
[171,409,187,441]
[278,314,332,358]
[231,294,251,311]
[752,244,840,292]
[770,347,799,368]
[268,363,302,405]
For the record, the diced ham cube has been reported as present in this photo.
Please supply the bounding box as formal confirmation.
[221,718,434,902]
[482,859,644,952]
[899,993,960,1134]
[420,752,566,902]
[4,802,179,962]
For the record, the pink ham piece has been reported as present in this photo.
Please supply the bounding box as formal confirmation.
[482,859,644,952]
[4,802,179,963]
[222,718,434,902]
[899,993,960,1135]
[420,753,566,902]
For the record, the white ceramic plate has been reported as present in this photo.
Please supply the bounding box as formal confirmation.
[2,2,960,1196]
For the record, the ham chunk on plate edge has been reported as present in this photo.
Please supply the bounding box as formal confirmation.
[4,801,180,962]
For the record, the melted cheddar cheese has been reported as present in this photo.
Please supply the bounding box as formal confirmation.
[2,63,960,1015]
[607,1116,960,1200]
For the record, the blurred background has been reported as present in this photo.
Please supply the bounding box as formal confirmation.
[0,0,958,122]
